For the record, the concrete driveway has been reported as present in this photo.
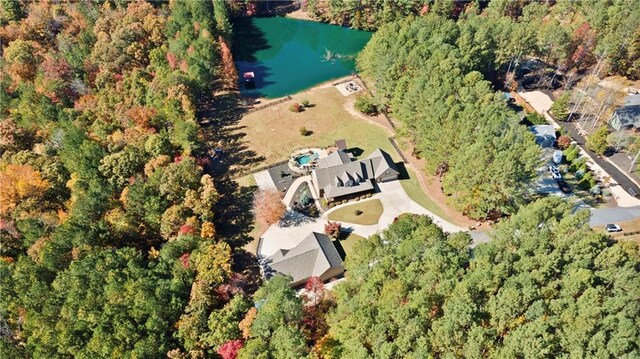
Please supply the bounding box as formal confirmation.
[258,180,466,257]
[253,170,277,191]
[590,206,640,226]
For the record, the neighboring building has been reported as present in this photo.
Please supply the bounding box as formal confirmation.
[530,125,557,148]
[609,94,640,131]
[311,148,399,202]
[265,232,344,287]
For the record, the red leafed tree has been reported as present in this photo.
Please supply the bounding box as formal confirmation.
[557,135,572,150]
[217,340,243,359]
[304,276,325,306]
[324,221,341,239]
[567,22,596,70]
[253,189,286,225]
[301,276,332,343]
[215,272,248,302]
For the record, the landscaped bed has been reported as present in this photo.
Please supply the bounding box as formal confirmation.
[327,199,383,225]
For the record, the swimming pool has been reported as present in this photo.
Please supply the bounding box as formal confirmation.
[296,153,319,165]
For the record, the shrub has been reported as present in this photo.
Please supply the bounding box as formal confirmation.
[354,95,377,115]
[355,209,363,216]
[557,135,572,150]
[299,127,310,136]
[324,221,342,239]
[301,99,310,107]
[586,127,610,155]
[564,145,579,163]
[526,112,547,125]
[550,93,570,121]
[289,103,302,112]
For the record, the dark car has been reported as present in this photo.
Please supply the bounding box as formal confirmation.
[557,180,572,194]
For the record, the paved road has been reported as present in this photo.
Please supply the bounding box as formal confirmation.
[562,120,640,198]
[589,206,640,226]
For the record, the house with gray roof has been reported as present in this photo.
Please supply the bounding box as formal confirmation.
[311,148,399,202]
[265,232,344,287]
[609,94,640,131]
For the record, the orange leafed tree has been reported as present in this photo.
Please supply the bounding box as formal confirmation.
[252,189,286,225]
[219,37,238,88]
[0,164,50,216]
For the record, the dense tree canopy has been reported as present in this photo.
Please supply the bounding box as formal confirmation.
[328,199,640,358]
[359,15,541,218]
[307,0,639,79]
[1,1,638,358]
[0,1,245,357]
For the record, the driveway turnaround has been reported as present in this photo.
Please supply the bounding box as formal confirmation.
[258,180,466,257]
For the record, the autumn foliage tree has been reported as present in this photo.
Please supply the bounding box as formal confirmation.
[0,164,49,217]
[324,221,342,239]
[557,135,572,150]
[252,189,286,225]
[217,340,243,359]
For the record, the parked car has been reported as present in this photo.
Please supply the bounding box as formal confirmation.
[557,180,572,193]
[606,224,622,232]
[548,165,562,180]
[552,150,563,164]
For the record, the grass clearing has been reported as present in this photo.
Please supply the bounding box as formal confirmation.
[327,199,383,225]
[237,87,398,168]
[594,217,640,245]
[333,232,366,259]
[399,166,452,222]
[236,173,257,187]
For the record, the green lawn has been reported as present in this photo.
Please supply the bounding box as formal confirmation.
[327,199,383,225]
[334,232,366,259]
[237,87,399,168]
[399,167,452,222]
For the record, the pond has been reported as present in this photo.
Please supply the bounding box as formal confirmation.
[232,17,372,99]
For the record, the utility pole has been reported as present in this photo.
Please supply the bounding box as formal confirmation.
[630,150,640,173]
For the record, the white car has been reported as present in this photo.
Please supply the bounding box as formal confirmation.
[553,150,563,164]
[606,224,622,233]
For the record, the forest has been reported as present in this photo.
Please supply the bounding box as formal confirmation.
[0,1,639,358]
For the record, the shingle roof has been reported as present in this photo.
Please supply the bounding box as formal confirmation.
[613,94,640,128]
[312,148,398,198]
[367,148,399,177]
[317,150,351,168]
[266,232,344,286]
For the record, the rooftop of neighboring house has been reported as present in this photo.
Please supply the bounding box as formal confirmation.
[266,232,344,286]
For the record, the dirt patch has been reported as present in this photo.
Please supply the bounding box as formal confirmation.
[286,9,316,21]
[343,98,395,134]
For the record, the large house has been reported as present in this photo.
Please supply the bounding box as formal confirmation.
[311,148,399,202]
[609,94,640,131]
[265,232,344,287]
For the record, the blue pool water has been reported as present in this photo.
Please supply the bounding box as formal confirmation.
[296,153,319,165]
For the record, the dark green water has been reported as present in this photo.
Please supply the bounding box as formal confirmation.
[232,17,372,98]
